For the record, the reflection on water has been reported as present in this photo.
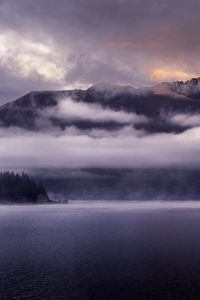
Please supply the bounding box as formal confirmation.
[1,202,200,299]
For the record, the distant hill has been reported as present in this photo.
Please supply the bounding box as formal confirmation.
[0,172,49,203]
[1,78,200,133]
[37,168,200,201]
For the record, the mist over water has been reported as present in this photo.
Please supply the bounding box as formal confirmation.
[67,200,200,209]
[1,202,200,300]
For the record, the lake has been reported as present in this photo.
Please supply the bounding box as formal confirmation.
[1,201,200,299]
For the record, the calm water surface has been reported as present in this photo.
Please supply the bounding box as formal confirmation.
[1,201,200,299]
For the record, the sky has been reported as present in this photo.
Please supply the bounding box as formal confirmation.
[1,0,200,170]
[0,0,200,104]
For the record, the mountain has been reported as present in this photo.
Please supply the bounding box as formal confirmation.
[1,78,200,133]
[41,168,200,201]
[151,78,200,98]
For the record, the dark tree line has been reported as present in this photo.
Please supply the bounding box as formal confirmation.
[0,171,49,203]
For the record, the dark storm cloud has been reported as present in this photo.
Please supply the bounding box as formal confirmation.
[4,0,199,52]
[0,0,200,103]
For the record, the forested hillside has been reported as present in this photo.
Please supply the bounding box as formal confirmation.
[0,172,49,203]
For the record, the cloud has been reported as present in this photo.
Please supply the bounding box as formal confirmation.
[0,30,65,82]
[0,30,66,104]
[170,114,200,127]
[46,97,146,124]
[1,125,200,169]
[0,0,200,103]
[106,42,162,50]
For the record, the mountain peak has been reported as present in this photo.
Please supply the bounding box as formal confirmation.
[151,77,200,99]
[184,77,200,87]
[1,78,200,134]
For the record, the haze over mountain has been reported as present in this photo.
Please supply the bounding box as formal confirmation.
[1,77,200,134]
[1,77,200,171]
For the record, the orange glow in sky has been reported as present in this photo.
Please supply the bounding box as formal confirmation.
[151,69,198,82]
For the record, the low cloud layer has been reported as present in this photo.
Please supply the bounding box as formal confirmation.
[170,114,200,127]
[1,91,200,169]
[47,97,146,124]
[1,125,200,169]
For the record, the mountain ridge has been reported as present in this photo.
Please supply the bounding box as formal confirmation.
[1,77,200,133]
